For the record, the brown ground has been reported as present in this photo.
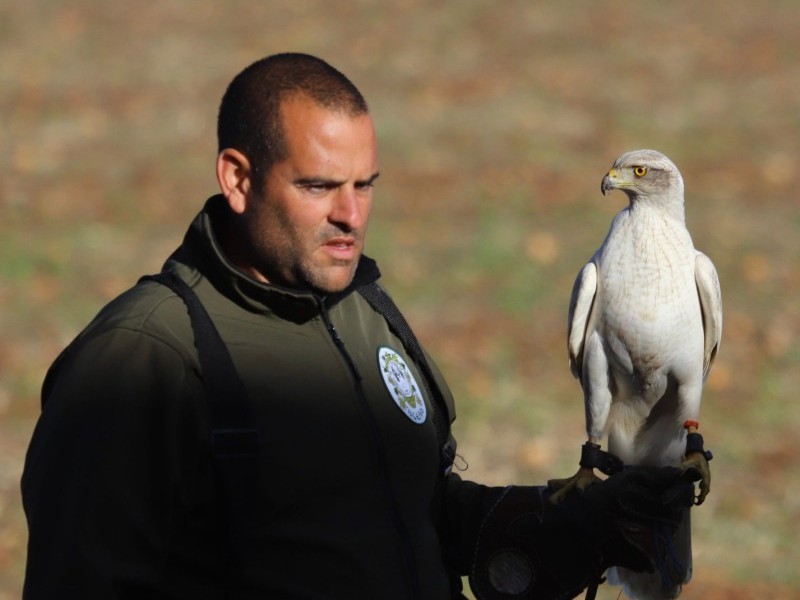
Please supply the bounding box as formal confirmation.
[1,2,799,598]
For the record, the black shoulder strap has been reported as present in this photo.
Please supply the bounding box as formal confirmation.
[143,273,251,428]
[140,272,258,575]
[357,281,457,475]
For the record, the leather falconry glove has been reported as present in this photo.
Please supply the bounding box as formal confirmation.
[469,466,698,600]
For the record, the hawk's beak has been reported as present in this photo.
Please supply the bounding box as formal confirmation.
[600,169,617,196]
[601,168,619,196]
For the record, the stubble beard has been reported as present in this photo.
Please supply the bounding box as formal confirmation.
[301,227,365,294]
[252,226,364,294]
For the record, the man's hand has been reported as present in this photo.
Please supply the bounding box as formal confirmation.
[578,466,699,573]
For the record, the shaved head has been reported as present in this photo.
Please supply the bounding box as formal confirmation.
[217,53,369,189]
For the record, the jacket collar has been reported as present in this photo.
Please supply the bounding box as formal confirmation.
[168,195,381,318]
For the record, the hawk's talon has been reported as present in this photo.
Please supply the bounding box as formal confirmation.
[547,466,602,504]
[680,451,711,505]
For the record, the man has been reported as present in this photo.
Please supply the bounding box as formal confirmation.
[22,53,696,599]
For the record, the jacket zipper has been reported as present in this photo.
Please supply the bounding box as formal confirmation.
[318,299,422,600]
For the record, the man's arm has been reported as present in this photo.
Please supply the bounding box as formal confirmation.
[22,327,205,598]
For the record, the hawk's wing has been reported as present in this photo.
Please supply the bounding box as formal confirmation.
[695,251,722,379]
[568,262,598,382]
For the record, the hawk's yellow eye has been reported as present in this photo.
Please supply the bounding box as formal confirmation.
[633,166,648,178]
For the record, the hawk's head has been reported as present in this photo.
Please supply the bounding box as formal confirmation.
[601,149,684,204]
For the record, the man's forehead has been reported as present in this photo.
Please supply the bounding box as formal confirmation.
[279,91,368,121]
[273,96,377,178]
[280,95,374,143]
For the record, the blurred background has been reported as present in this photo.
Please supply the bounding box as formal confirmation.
[1,1,798,598]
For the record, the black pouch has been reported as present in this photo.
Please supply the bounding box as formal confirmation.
[469,486,595,600]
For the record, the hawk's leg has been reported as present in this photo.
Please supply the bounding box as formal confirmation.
[680,426,712,504]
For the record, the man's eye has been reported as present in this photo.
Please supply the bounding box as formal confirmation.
[301,182,329,193]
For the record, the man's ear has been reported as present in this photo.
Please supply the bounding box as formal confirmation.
[216,148,252,214]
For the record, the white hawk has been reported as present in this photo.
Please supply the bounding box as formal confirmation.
[549,149,722,599]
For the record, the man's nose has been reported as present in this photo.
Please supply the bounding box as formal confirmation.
[330,186,368,231]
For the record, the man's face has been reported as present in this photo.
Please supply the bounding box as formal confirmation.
[242,95,379,293]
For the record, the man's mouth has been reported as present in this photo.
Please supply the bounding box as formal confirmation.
[327,237,354,247]
[324,237,358,259]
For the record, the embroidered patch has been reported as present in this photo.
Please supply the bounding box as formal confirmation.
[378,346,427,424]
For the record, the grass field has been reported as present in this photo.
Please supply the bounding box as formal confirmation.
[1,1,799,598]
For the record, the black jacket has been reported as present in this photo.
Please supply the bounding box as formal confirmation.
[22,196,488,599]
